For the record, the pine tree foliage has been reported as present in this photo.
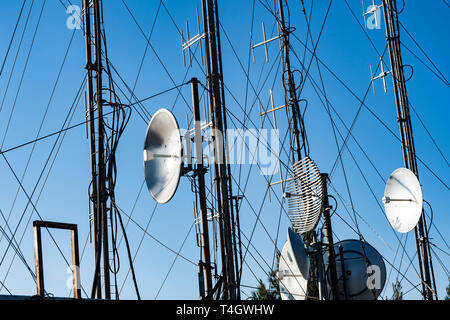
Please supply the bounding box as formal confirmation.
[392,280,403,300]
[251,270,281,300]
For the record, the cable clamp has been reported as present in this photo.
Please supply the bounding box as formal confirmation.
[85,62,96,72]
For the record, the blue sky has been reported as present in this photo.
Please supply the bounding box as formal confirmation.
[0,0,448,300]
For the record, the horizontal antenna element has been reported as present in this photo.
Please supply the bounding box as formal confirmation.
[181,8,205,67]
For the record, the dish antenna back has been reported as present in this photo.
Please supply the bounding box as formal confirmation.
[285,157,323,234]
[324,239,386,300]
[143,109,183,204]
[277,228,310,300]
[382,167,423,233]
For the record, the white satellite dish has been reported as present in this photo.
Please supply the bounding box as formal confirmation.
[323,239,386,300]
[287,227,310,278]
[143,109,182,204]
[382,167,423,233]
[277,228,310,300]
[278,242,308,300]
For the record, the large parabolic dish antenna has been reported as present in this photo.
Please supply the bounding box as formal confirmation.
[382,167,423,233]
[323,239,386,300]
[143,109,182,204]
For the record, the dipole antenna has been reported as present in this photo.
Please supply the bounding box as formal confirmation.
[381,0,436,300]
[83,0,111,299]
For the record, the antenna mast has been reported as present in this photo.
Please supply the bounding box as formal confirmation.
[381,0,436,300]
[83,0,111,299]
[201,0,239,300]
[278,0,305,163]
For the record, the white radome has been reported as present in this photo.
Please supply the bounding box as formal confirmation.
[278,228,309,300]
[143,108,183,204]
[383,167,423,233]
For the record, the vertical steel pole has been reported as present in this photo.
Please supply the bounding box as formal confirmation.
[321,173,340,300]
[192,77,213,297]
[213,0,241,299]
[382,0,434,300]
[83,0,110,299]
[338,245,348,300]
[278,0,303,162]
[201,0,237,300]
[83,0,102,299]
[92,0,111,300]
[200,0,228,299]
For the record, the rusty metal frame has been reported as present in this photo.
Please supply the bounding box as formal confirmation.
[33,221,81,299]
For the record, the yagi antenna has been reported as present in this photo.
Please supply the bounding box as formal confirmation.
[382,168,423,233]
[144,109,183,204]
[370,57,391,94]
[261,90,289,200]
[181,8,205,67]
[251,22,282,63]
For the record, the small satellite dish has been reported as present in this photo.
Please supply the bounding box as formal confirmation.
[323,239,386,300]
[286,157,323,234]
[143,109,182,204]
[277,228,310,300]
[382,167,423,233]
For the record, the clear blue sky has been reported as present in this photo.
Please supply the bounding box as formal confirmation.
[0,0,448,300]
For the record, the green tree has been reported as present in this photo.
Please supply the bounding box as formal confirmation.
[392,280,403,300]
[251,270,281,300]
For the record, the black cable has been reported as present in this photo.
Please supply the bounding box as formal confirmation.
[290,32,449,190]
[0,0,35,114]
[0,6,75,256]
[308,72,429,293]
[1,0,47,149]
[0,0,27,77]
[0,208,36,282]
[0,22,79,254]
[129,82,190,106]
[227,20,444,300]
[0,109,113,156]
[112,202,141,300]
[399,21,449,86]
[120,0,192,111]
[154,222,195,299]
[409,102,449,168]
[113,203,197,266]
[0,78,89,298]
